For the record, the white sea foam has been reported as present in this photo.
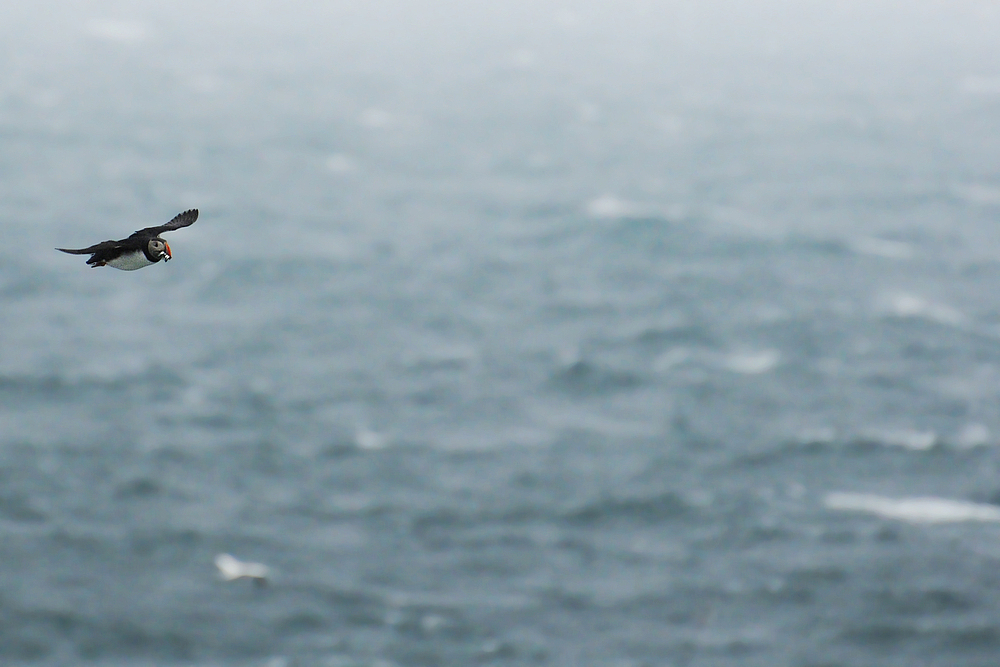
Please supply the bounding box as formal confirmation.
[706,206,779,238]
[398,344,478,371]
[879,293,965,326]
[866,428,937,451]
[585,195,640,219]
[653,347,692,372]
[722,350,780,375]
[955,423,992,449]
[852,237,914,260]
[796,426,837,444]
[824,493,1000,523]
[420,614,448,632]
[355,426,390,450]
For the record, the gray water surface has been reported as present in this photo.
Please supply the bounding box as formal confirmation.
[3,2,1000,665]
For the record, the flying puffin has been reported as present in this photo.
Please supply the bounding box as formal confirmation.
[56,209,198,270]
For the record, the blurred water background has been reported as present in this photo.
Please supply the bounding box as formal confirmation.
[3,1,1000,665]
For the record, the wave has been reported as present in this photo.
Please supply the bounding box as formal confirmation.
[842,622,1000,651]
[634,323,718,349]
[870,588,975,615]
[0,606,194,662]
[877,292,966,327]
[547,360,644,395]
[563,491,692,526]
[0,366,185,399]
[824,493,1000,523]
[0,492,47,523]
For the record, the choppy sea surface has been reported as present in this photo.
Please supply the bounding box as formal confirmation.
[3,2,1000,665]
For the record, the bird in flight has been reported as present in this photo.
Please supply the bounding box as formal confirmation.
[57,209,198,270]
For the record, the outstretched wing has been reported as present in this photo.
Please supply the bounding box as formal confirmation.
[131,209,199,237]
[56,240,124,255]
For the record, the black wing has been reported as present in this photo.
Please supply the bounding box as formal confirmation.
[56,240,126,255]
[131,209,199,237]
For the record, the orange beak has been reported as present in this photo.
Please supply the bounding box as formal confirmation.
[164,242,172,260]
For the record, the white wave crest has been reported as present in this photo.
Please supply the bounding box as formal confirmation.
[825,493,1000,523]
[723,350,780,375]
[879,293,965,326]
[852,237,914,260]
[585,195,640,219]
[865,428,937,451]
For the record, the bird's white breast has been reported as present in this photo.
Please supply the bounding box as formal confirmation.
[107,250,154,271]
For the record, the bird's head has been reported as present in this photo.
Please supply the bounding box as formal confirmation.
[148,238,172,262]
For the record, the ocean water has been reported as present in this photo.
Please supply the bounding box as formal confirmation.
[3,1,1000,665]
